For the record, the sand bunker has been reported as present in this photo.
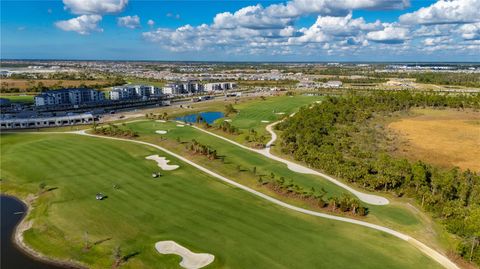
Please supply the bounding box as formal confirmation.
[176,124,185,127]
[224,119,232,122]
[156,120,167,123]
[275,112,285,115]
[155,241,214,269]
[261,120,270,123]
[176,120,184,124]
[155,130,168,134]
[146,155,179,170]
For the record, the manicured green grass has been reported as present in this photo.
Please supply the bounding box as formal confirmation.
[224,95,323,133]
[128,121,347,198]
[125,121,427,233]
[1,133,442,269]
[0,94,34,103]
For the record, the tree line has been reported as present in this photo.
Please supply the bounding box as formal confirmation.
[258,171,368,216]
[277,91,480,265]
[175,137,368,217]
[185,139,218,160]
[217,121,240,135]
[146,112,168,120]
[93,124,138,138]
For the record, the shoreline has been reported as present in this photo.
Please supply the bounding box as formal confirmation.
[3,194,87,269]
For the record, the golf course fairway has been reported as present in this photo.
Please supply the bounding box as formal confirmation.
[0,133,444,268]
[124,121,428,231]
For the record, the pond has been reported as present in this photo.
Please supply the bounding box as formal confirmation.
[1,195,68,269]
[176,111,224,124]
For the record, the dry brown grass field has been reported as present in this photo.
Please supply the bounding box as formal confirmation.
[0,79,110,90]
[388,108,480,172]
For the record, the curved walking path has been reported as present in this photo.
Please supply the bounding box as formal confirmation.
[8,130,458,269]
[67,130,455,269]
[191,124,390,206]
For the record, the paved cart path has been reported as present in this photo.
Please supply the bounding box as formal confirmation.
[8,129,458,269]
[192,123,390,206]
[71,130,457,269]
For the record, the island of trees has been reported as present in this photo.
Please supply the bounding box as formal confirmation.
[277,91,480,265]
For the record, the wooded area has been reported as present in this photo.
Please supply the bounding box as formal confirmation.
[277,91,480,265]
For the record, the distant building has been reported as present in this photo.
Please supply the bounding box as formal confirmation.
[159,81,203,95]
[35,88,105,107]
[162,83,184,95]
[297,80,318,88]
[323,81,343,88]
[204,82,237,92]
[0,70,11,77]
[109,85,162,100]
[161,81,204,95]
[182,80,204,94]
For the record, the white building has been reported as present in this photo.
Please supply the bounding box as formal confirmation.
[162,81,204,95]
[323,81,343,88]
[204,82,237,92]
[35,88,105,106]
[162,83,183,95]
[109,85,162,100]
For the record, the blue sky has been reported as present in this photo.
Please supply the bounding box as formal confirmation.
[1,0,479,61]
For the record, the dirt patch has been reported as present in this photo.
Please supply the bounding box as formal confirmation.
[388,109,480,171]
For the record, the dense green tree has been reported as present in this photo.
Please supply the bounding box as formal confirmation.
[276,91,480,264]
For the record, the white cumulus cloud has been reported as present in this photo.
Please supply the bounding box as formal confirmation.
[118,15,141,29]
[399,0,480,25]
[288,13,381,45]
[366,25,409,44]
[458,22,480,40]
[63,0,128,15]
[213,5,294,30]
[55,14,103,35]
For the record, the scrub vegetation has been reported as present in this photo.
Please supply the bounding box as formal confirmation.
[277,91,480,265]
[388,108,480,171]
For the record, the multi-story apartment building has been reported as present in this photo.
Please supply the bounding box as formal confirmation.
[35,88,105,106]
[162,81,204,95]
[204,82,237,92]
[109,85,162,100]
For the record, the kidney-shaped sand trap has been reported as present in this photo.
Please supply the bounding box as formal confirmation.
[156,120,167,123]
[155,241,214,269]
[155,130,168,134]
[146,155,179,170]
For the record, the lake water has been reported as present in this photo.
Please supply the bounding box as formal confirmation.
[1,195,67,269]
[176,111,224,124]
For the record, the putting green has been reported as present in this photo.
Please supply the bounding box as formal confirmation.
[0,133,442,269]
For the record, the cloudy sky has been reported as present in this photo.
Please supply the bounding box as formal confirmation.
[1,0,479,61]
